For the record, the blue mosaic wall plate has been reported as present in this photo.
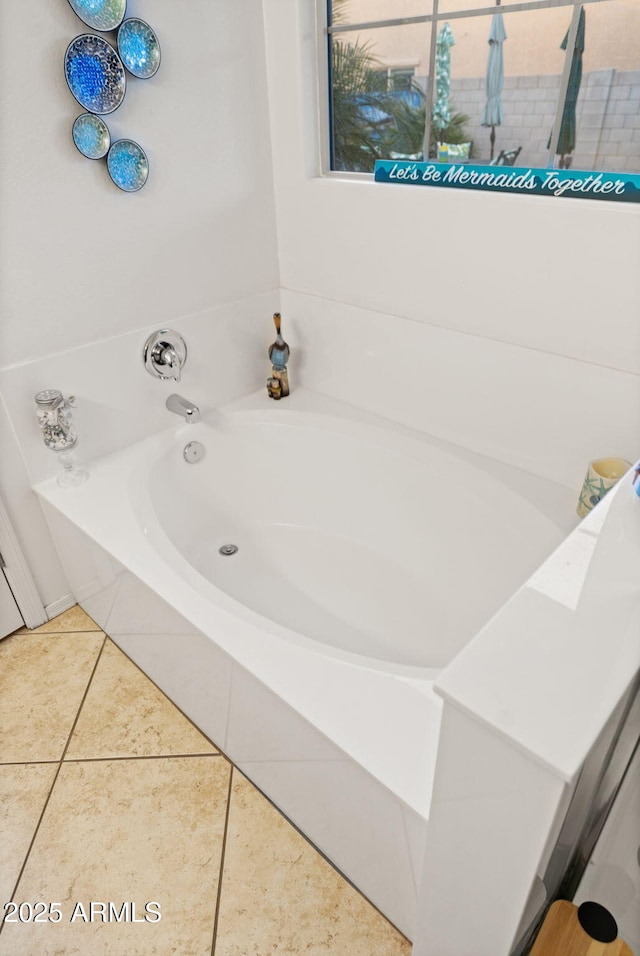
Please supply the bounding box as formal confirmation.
[117,19,160,79]
[65,35,126,114]
[107,139,149,191]
[72,113,111,159]
[66,0,127,32]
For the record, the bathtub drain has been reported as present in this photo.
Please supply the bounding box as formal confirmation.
[219,544,238,556]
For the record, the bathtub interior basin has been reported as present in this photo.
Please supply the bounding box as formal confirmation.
[143,395,566,671]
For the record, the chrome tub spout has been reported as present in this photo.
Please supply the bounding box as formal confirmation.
[166,394,200,424]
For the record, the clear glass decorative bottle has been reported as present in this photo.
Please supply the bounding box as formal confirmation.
[34,389,88,486]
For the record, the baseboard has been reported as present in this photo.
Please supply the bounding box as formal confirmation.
[45,593,76,621]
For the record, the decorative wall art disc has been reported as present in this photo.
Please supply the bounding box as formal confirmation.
[72,113,111,158]
[65,34,126,114]
[66,0,127,32]
[117,18,161,78]
[107,139,149,191]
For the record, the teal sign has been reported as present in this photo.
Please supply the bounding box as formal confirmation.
[374,161,640,203]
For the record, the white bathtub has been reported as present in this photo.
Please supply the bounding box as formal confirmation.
[35,388,569,937]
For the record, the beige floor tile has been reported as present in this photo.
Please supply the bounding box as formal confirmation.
[215,771,411,956]
[0,756,230,956]
[16,605,101,634]
[0,764,58,903]
[66,639,217,759]
[0,632,104,762]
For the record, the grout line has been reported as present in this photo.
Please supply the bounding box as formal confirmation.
[221,664,235,755]
[99,585,121,637]
[49,625,230,785]
[13,627,103,637]
[0,633,108,936]
[58,629,225,766]
[102,636,227,756]
[3,619,409,945]
[234,768,412,944]
[281,286,640,378]
[399,802,420,900]
[0,759,60,767]
[210,764,234,956]
[1,290,279,373]
[232,756,350,766]
[58,634,108,764]
[62,752,224,764]
[82,633,408,939]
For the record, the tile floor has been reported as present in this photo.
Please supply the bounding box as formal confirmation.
[0,606,411,955]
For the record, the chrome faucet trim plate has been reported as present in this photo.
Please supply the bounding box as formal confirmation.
[143,330,187,382]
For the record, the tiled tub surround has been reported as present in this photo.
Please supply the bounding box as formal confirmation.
[3,287,637,620]
[575,740,640,956]
[0,608,409,956]
[34,389,574,937]
[0,289,279,613]
[414,473,640,956]
[4,282,634,940]
[278,290,640,492]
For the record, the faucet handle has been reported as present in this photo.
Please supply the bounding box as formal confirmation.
[157,345,181,382]
[143,330,187,381]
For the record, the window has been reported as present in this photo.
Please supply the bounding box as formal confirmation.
[326,0,640,175]
[390,67,418,91]
[371,67,417,91]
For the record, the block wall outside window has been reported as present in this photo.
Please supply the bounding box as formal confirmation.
[449,69,640,171]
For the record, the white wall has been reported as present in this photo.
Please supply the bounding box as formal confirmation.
[262,0,640,480]
[0,0,279,610]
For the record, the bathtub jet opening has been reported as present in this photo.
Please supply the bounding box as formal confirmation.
[219,544,239,556]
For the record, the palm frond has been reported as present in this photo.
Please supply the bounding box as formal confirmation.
[329,9,473,171]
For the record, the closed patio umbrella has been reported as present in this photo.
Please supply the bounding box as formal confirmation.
[549,6,586,167]
[432,22,455,135]
[480,10,507,162]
